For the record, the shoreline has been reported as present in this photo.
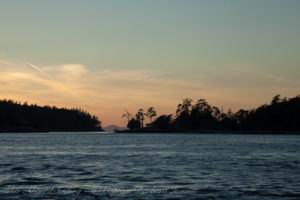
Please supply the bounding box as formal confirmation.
[0,129,299,134]
[116,129,300,135]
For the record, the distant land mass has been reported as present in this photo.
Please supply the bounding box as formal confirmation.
[0,99,103,132]
[2,94,300,134]
[119,95,300,134]
[103,125,127,132]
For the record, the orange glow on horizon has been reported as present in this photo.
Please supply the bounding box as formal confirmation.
[1,59,299,127]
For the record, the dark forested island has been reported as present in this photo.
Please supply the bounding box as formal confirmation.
[2,95,300,134]
[120,95,300,133]
[0,99,103,132]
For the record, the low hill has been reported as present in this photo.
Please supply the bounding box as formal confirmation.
[104,125,127,132]
[0,99,103,132]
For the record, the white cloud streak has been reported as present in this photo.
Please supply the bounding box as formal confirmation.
[27,62,54,80]
[0,59,299,126]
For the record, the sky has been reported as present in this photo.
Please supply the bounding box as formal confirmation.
[0,0,300,126]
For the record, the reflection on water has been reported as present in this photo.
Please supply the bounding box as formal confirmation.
[0,132,300,199]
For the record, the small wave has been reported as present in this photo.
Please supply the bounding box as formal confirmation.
[79,171,93,176]
[22,177,44,181]
[75,178,98,181]
[0,163,12,167]
[261,192,300,198]
[2,179,59,186]
[120,175,150,182]
[171,182,192,186]
[55,166,68,170]
[41,164,52,169]
[11,166,27,171]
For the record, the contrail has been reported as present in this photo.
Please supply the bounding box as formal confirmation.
[27,62,53,79]
[28,62,43,73]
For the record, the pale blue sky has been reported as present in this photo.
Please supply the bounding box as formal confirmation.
[1,0,299,72]
[0,0,300,125]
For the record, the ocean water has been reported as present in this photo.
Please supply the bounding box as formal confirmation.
[0,132,299,200]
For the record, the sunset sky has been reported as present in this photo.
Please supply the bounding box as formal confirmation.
[1,0,300,126]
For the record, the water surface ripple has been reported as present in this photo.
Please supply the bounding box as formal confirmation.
[0,133,299,199]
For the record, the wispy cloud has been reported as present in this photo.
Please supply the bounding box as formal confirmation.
[264,74,299,85]
[231,65,300,85]
[0,59,210,125]
[27,62,53,80]
[1,59,299,126]
[0,59,14,66]
[231,66,261,73]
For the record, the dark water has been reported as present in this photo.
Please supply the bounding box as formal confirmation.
[0,132,299,200]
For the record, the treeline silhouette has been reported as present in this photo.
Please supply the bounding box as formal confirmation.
[123,95,300,133]
[0,99,103,132]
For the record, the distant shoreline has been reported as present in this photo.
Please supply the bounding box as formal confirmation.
[0,131,105,134]
[0,99,103,133]
[1,130,299,134]
[116,129,300,135]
